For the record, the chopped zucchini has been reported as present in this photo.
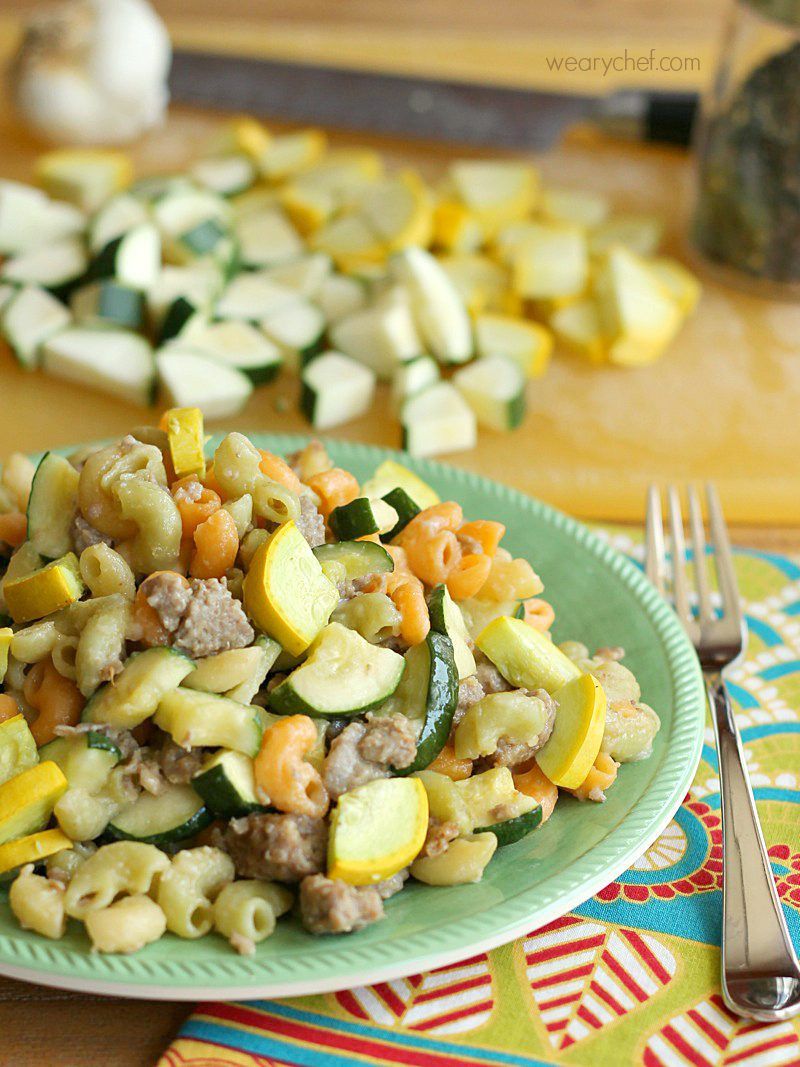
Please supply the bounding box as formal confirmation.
[475,803,542,845]
[88,222,161,291]
[391,355,440,411]
[191,154,256,198]
[428,585,476,680]
[184,319,282,385]
[260,298,326,367]
[0,761,68,844]
[262,252,332,298]
[43,327,155,407]
[394,632,458,774]
[380,487,421,541]
[71,280,145,330]
[157,295,205,343]
[300,351,375,430]
[329,497,398,541]
[361,459,439,510]
[2,236,87,296]
[0,180,84,255]
[156,345,253,419]
[0,715,38,788]
[108,782,211,845]
[147,263,223,327]
[235,208,304,268]
[312,540,394,582]
[153,188,230,245]
[216,273,298,321]
[391,246,472,364]
[314,272,367,323]
[88,192,149,254]
[269,622,405,717]
[226,636,281,705]
[26,452,80,558]
[83,647,195,729]
[453,355,526,432]
[182,645,272,695]
[401,382,477,458]
[1,285,71,369]
[329,295,421,380]
[154,688,265,757]
[192,750,263,817]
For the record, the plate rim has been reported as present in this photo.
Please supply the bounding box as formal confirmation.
[0,434,706,1000]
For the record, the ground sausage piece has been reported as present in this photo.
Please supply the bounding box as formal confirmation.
[375,868,409,899]
[324,714,417,799]
[337,573,382,601]
[70,512,113,554]
[474,651,512,695]
[295,493,326,549]
[174,578,254,659]
[453,674,485,727]
[158,738,207,784]
[421,817,459,858]
[140,571,192,634]
[224,813,328,883]
[299,874,384,934]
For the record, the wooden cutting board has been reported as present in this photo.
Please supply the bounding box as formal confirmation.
[0,102,796,525]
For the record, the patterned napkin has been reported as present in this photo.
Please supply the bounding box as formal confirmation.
[159,533,800,1067]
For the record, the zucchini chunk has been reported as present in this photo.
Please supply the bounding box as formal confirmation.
[154,688,265,757]
[314,272,367,323]
[83,647,195,730]
[391,246,472,364]
[215,273,298,321]
[269,622,405,717]
[428,584,476,680]
[191,154,256,198]
[401,382,477,458]
[26,452,80,559]
[380,487,420,541]
[0,180,84,255]
[71,280,145,330]
[2,236,87,297]
[1,286,71,369]
[453,355,526,431]
[260,297,326,365]
[234,207,304,268]
[88,192,149,254]
[108,783,211,845]
[158,294,205,343]
[312,540,394,583]
[329,295,421,380]
[192,750,264,818]
[391,354,440,411]
[475,803,543,846]
[42,327,156,407]
[156,345,253,419]
[183,319,282,386]
[300,350,375,430]
[328,497,398,541]
[88,223,162,291]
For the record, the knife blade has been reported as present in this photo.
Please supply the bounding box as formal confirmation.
[169,50,697,151]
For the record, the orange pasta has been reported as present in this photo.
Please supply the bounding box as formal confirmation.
[395,502,463,546]
[514,763,559,824]
[200,462,225,499]
[254,715,329,817]
[404,531,462,586]
[428,742,473,781]
[23,659,84,746]
[390,578,430,646]
[258,450,304,495]
[570,752,619,802]
[458,520,505,556]
[446,553,492,600]
[0,694,20,723]
[172,475,221,538]
[190,508,239,579]
[306,468,359,520]
[520,597,555,633]
[133,571,191,646]
[0,511,27,548]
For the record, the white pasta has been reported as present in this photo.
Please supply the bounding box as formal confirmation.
[54,787,118,842]
[10,620,58,663]
[115,478,182,574]
[332,593,401,644]
[213,433,300,525]
[238,528,268,569]
[78,438,168,541]
[1,452,36,510]
[410,833,497,885]
[3,654,28,694]
[65,841,170,919]
[9,864,67,939]
[84,894,167,954]
[213,880,293,951]
[79,543,136,600]
[222,494,253,538]
[51,632,80,680]
[157,847,235,939]
[75,593,129,697]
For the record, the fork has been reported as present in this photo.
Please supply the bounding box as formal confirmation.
[646,483,800,1022]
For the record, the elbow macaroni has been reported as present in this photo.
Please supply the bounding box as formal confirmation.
[10,621,58,664]
[79,543,136,600]
[9,864,67,939]
[115,478,183,575]
[85,894,167,954]
[65,842,170,919]
[213,880,293,947]
[157,847,235,939]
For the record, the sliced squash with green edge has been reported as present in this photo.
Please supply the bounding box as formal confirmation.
[182,644,274,695]
[26,452,80,559]
[380,487,420,541]
[361,459,439,510]
[475,803,542,845]
[82,647,195,729]
[428,584,476,680]
[269,622,405,717]
[0,761,67,844]
[0,715,37,788]
[243,520,338,656]
[108,782,211,845]
[535,673,607,789]
[154,688,265,757]
[312,540,394,583]
[476,616,581,694]
[192,750,264,818]
[38,731,121,794]
[328,776,429,885]
[328,497,399,541]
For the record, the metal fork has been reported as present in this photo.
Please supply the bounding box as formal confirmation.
[646,483,800,1022]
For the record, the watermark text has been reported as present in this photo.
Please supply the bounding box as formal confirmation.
[546,49,700,77]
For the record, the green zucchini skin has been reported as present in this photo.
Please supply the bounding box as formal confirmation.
[85,731,122,759]
[312,540,394,581]
[395,631,458,776]
[106,805,212,846]
[475,804,543,846]
[192,752,265,819]
[159,295,197,342]
[328,497,380,541]
[513,601,526,620]
[381,487,421,541]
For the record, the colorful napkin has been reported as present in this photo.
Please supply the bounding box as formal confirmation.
[160,533,800,1067]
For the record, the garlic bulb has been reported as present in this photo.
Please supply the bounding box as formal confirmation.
[10,0,172,145]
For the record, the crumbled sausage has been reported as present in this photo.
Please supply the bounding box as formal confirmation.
[474,651,512,695]
[453,673,485,726]
[174,578,254,659]
[421,817,459,858]
[70,512,113,554]
[139,571,192,634]
[158,738,207,784]
[324,714,417,799]
[224,813,328,883]
[54,722,139,761]
[375,868,408,899]
[299,874,384,934]
[337,573,382,601]
[295,492,326,549]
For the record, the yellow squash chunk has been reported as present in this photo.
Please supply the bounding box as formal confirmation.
[0,627,11,683]
[433,200,485,253]
[312,213,386,272]
[243,521,338,656]
[3,553,84,625]
[212,116,272,160]
[474,312,553,379]
[36,148,133,212]
[328,776,429,885]
[358,170,433,252]
[536,673,607,788]
[438,253,509,316]
[476,616,581,694]
[0,827,72,875]
[588,213,664,258]
[512,223,589,300]
[163,406,206,479]
[360,459,440,511]
[549,299,608,364]
[648,257,702,315]
[0,761,68,844]
[280,181,336,235]
[449,160,539,234]
[540,187,609,229]
[259,129,327,182]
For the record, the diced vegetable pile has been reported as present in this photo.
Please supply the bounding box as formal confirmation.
[0,124,700,456]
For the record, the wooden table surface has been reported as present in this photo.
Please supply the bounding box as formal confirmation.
[0,3,795,1064]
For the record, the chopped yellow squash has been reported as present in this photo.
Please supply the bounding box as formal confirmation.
[0,627,11,683]
[438,253,509,316]
[259,129,327,182]
[476,616,581,695]
[213,116,272,160]
[474,312,553,379]
[449,160,539,235]
[35,148,133,212]
[358,170,433,252]
[549,299,608,364]
[540,187,610,229]
[3,553,84,625]
[512,223,589,300]
[280,181,336,235]
[536,674,607,788]
[589,214,664,258]
[163,406,206,479]
[648,257,702,315]
[433,200,485,253]
[312,213,386,272]
[0,761,68,844]
[0,827,72,875]
[360,459,440,510]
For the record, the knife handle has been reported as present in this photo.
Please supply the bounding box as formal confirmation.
[598,90,698,148]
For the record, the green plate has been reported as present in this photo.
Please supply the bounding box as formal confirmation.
[0,435,705,1000]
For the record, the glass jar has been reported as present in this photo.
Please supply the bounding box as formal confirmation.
[692,0,800,296]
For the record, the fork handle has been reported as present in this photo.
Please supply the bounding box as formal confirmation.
[708,675,798,978]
